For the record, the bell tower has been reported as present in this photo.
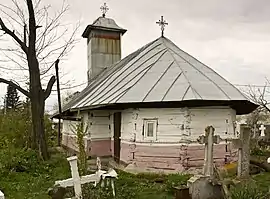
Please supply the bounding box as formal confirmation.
[82,3,127,83]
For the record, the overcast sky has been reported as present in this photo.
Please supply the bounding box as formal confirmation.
[1,0,270,112]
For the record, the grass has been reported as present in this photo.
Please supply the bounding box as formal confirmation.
[0,149,190,199]
[0,147,269,199]
[79,172,191,199]
[0,152,71,199]
[230,172,270,199]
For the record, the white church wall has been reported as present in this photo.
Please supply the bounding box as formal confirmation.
[133,108,187,143]
[88,110,111,140]
[62,120,80,135]
[61,112,90,154]
[120,109,137,141]
[189,107,236,140]
[119,106,236,143]
[119,106,237,169]
[61,110,112,157]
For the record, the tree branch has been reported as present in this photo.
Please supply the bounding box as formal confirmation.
[26,0,36,51]
[0,77,30,97]
[0,17,28,53]
[44,75,55,100]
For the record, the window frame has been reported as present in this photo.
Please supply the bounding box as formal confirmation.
[143,119,158,140]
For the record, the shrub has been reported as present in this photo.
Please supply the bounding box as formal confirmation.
[0,110,31,148]
[0,109,57,149]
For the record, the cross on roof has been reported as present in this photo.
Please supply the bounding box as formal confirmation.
[156,16,168,37]
[100,3,109,17]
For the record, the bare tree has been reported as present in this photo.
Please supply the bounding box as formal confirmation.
[0,0,79,159]
[240,80,270,126]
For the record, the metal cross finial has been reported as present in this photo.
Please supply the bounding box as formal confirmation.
[100,3,109,17]
[156,16,168,37]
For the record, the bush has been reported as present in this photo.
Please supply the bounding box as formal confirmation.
[0,110,31,148]
[0,109,57,149]
[0,147,56,177]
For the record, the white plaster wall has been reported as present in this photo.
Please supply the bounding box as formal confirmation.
[88,110,111,140]
[61,110,112,140]
[62,120,80,135]
[120,107,236,143]
[121,109,137,141]
[189,107,236,140]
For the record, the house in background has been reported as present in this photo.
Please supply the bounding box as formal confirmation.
[52,5,257,172]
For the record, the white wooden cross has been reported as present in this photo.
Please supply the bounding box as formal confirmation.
[259,124,266,137]
[55,156,118,199]
[0,190,4,199]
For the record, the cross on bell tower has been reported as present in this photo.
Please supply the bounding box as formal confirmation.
[156,16,168,37]
[100,3,109,17]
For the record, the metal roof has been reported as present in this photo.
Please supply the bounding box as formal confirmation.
[62,36,255,113]
[82,17,127,38]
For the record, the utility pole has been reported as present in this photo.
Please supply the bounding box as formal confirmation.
[55,59,62,146]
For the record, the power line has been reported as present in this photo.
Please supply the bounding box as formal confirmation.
[234,84,270,88]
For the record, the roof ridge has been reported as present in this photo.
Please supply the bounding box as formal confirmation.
[161,71,184,101]
[142,60,175,102]
[163,37,247,100]
[164,38,231,99]
[114,50,168,103]
[73,38,163,108]
[161,37,202,99]
[90,48,168,105]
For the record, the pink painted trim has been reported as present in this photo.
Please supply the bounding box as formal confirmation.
[124,142,235,171]
[90,139,112,157]
[62,134,112,157]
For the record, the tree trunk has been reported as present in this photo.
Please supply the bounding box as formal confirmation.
[30,88,49,160]
[28,54,49,160]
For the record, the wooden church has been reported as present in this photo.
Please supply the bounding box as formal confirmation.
[53,4,257,172]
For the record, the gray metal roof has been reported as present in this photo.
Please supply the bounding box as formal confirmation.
[82,17,127,38]
[63,36,253,112]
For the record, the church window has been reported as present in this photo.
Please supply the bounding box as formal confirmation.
[143,119,157,140]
